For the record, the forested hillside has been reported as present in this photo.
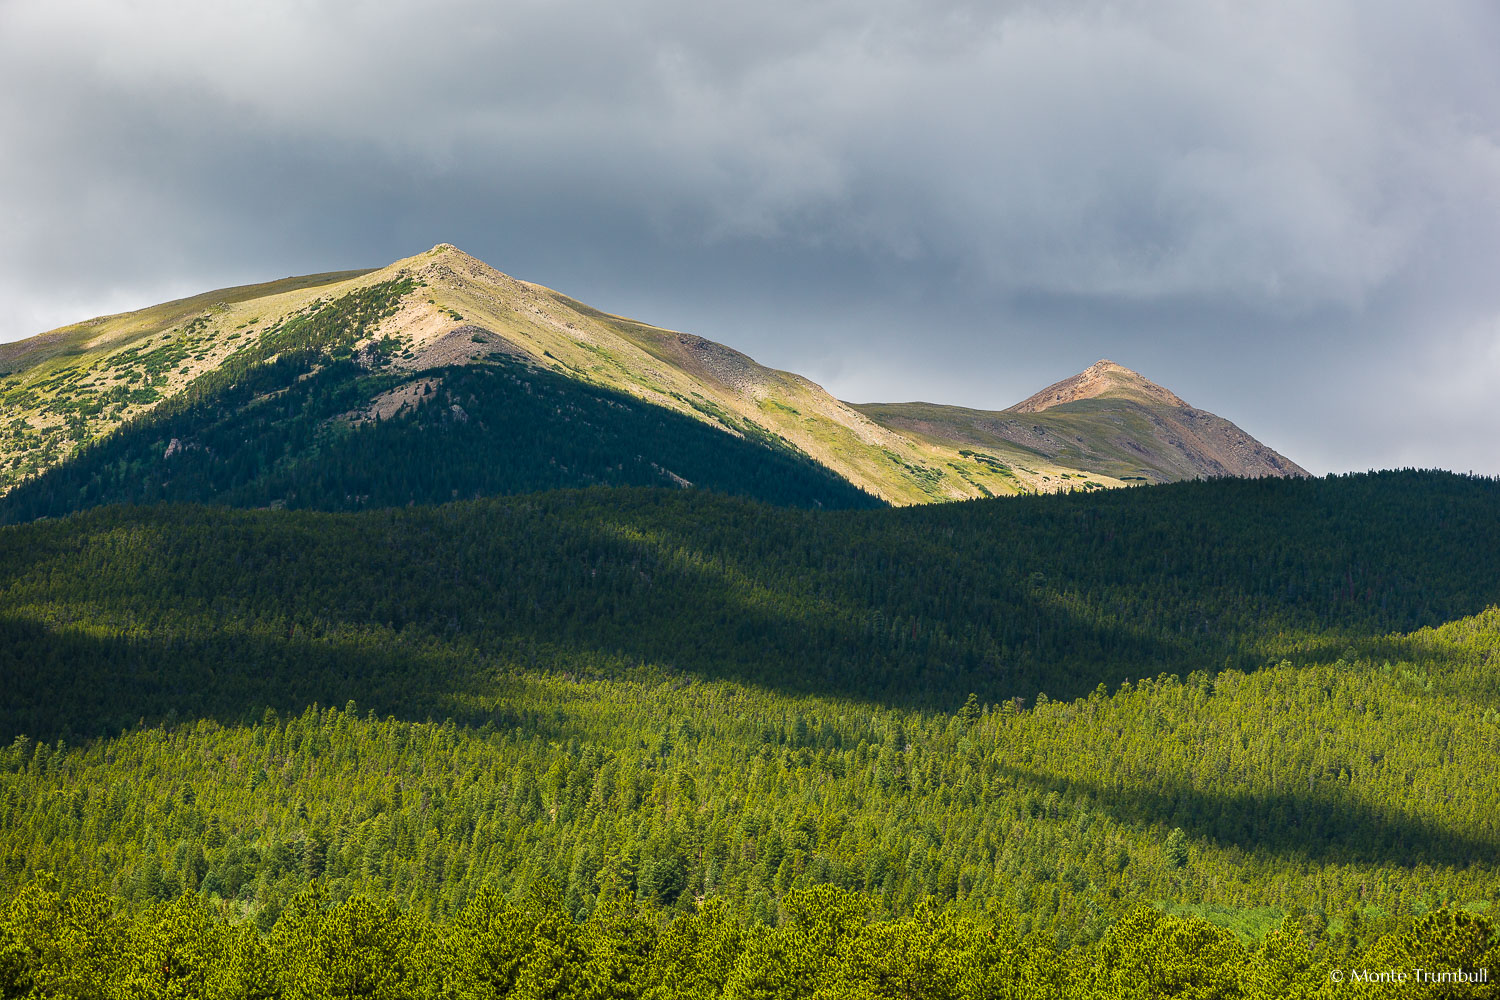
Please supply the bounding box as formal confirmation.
[7,609,1500,930]
[3,471,1498,994]
[0,354,878,521]
[0,281,878,522]
[3,470,1495,740]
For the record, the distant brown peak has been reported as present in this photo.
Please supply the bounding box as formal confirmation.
[1006,359,1190,414]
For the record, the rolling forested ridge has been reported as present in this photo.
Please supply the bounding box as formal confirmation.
[3,470,1500,996]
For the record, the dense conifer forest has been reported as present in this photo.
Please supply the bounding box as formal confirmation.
[4,470,1497,738]
[2,470,1500,995]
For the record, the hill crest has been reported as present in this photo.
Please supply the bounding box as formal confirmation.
[1008,359,1189,413]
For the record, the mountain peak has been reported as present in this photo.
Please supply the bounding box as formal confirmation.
[1007,359,1189,414]
[0,242,1306,507]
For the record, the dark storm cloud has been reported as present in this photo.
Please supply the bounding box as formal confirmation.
[3,0,1497,473]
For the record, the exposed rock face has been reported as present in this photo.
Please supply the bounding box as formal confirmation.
[399,324,531,371]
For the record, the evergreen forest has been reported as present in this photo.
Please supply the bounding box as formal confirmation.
[3,470,1500,995]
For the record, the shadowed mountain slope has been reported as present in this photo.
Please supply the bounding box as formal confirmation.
[0,353,881,521]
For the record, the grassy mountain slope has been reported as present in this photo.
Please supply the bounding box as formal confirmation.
[0,269,372,377]
[2,246,1142,506]
[2,472,1498,955]
[854,361,1307,484]
[0,270,373,490]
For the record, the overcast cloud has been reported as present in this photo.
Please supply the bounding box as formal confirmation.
[2,0,1497,473]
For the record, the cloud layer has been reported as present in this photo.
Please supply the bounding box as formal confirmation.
[3,0,1497,473]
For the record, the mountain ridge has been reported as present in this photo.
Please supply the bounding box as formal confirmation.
[0,244,1302,505]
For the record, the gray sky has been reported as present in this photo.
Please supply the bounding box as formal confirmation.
[3,0,1498,474]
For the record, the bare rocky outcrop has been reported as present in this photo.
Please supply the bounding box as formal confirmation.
[400,324,531,371]
[658,333,771,397]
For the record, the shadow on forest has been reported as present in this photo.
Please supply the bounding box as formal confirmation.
[0,566,1194,746]
[4,472,1500,743]
[0,612,579,745]
[0,506,1206,743]
[1001,764,1500,871]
